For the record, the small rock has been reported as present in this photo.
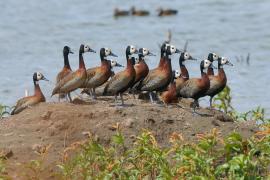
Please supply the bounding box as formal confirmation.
[163,119,174,124]
[123,118,134,128]
[108,125,117,131]
[216,114,234,122]
[40,111,52,120]
[211,120,220,127]
[82,131,91,138]
[0,148,13,159]
[145,118,155,124]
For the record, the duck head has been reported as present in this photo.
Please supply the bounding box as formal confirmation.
[174,70,181,78]
[201,59,216,73]
[100,48,118,60]
[218,57,233,68]
[110,60,124,67]
[165,44,181,57]
[208,52,219,62]
[79,44,96,54]
[63,46,74,55]
[179,52,196,66]
[138,48,155,57]
[126,45,138,59]
[33,72,49,84]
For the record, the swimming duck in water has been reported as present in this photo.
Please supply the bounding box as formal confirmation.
[83,48,118,99]
[130,6,150,16]
[51,44,96,101]
[157,8,178,16]
[160,70,180,105]
[205,57,233,108]
[11,72,48,115]
[56,46,73,102]
[103,45,138,105]
[137,43,180,103]
[178,59,213,114]
[175,52,196,95]
[114,8,130,17]
[207,52,219,76]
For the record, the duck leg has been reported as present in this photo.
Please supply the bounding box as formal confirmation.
[114,95,118,104]
[67,93,72,102]
[120,93,125,105]
[149,92,155,104]
[192,99,199,115]
[209,96,213,109]
[92,88,97,100]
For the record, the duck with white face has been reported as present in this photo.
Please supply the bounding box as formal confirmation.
[52,44,96,102]
[56,46,74,102]
[178,59,214,114]
[103,45,138,106]
[11,72,49,115]
[80,59,124,97]
[137,43,181,104]
[175,51,197,95]
[82,47,118,99]
[160,70,180,105]
[130,48,155,92]
[205,56,233,108]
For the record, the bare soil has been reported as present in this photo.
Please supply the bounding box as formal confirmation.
[0,96,259,179]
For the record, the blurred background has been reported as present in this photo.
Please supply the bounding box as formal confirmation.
[0,0,269,116]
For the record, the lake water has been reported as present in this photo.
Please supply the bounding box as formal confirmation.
[0,0,269,117]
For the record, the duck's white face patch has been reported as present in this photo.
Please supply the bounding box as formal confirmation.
[204,59,211,69]
[212,53,219,61]
[111,60,117,67]
[221,57,228,65]
[184,52,190,60]
[84,45,91,52]
[104,48,111,57]
[170,45,177,54]
[36,72,43,81]
[175,70,180,78]
[130,45,137,54]
[143,48,149,56]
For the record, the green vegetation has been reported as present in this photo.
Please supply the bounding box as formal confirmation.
[56,128,270,179]
[214,86,270,123]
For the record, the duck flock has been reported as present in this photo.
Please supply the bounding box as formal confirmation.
[11,42,233,115]
[114,6,178,17]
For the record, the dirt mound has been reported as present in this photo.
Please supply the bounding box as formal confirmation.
[0,97,258,179]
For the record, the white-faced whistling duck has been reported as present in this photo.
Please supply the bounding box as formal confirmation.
[11,72,48,115]
[157,8,178,16]
[178,59,213,114]
[51,44,96,101]
[108,60,124,77]
[81,60,123,96]
[175,52,197,95]
[130,48,155,92]
[205,57,233,108]
[83,48,118,99]
[160,70,180,105]
[207,52,219,76]
[137,43,180,103]
[103,45,138,105]
[56,46,73,102]
[130,6,150,16]
[114,8,130,17]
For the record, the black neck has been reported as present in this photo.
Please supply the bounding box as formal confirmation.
[138,54,145,61]
[100,51,106,61]
[63,52,70,68]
